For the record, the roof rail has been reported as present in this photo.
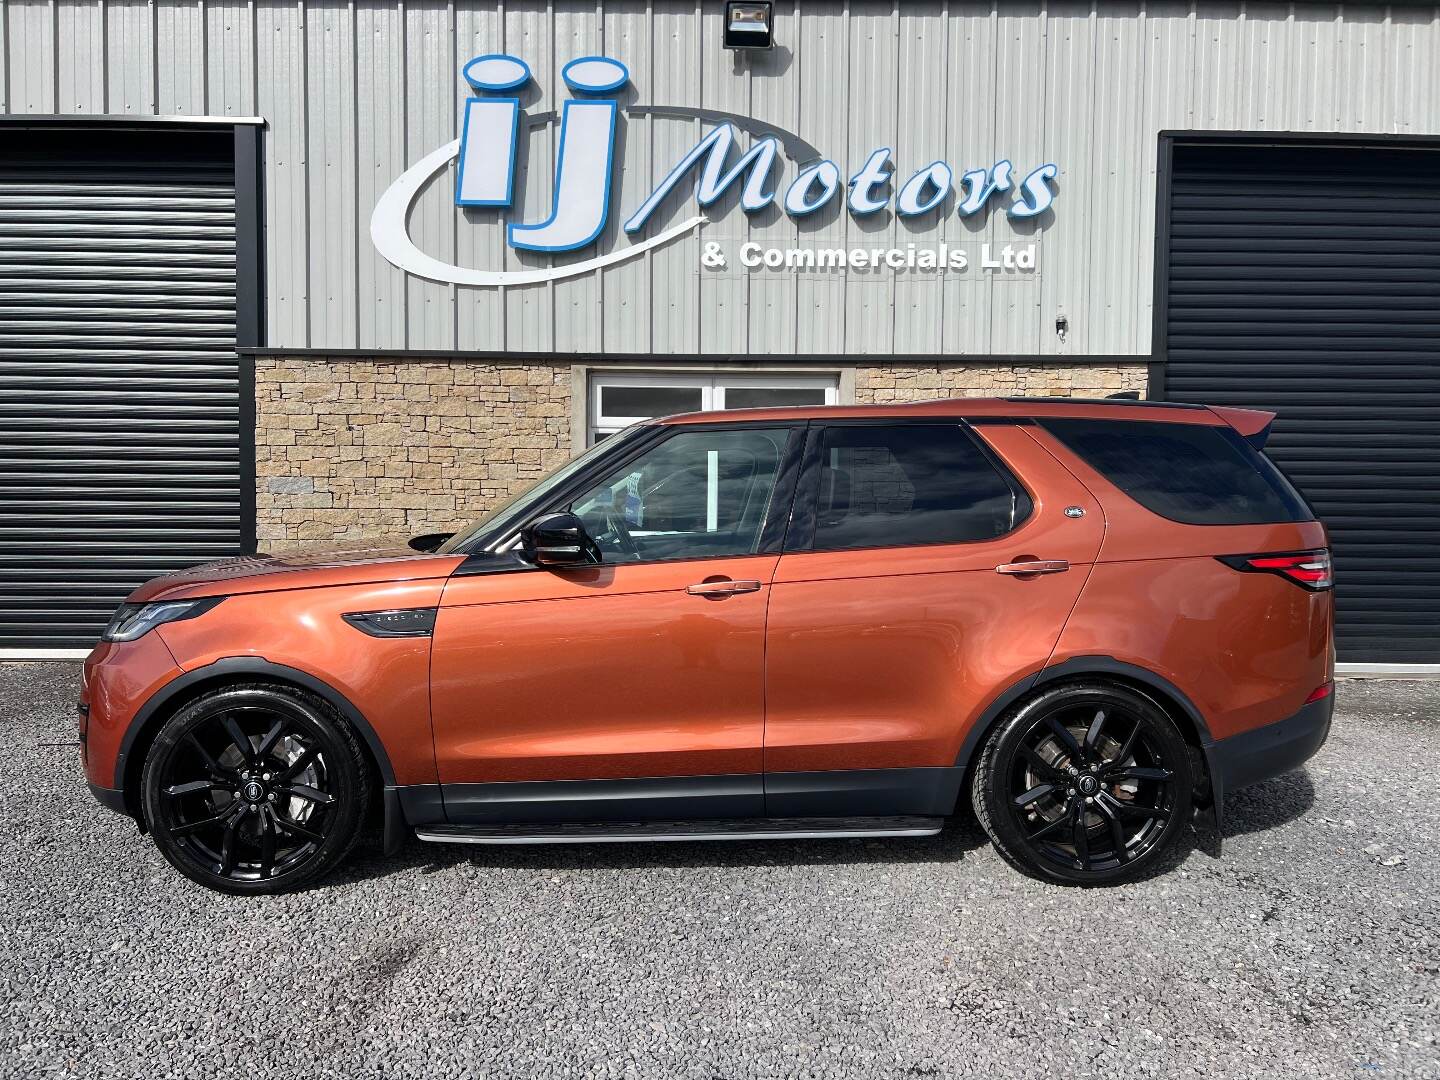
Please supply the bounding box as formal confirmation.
[1000,396,1206,410]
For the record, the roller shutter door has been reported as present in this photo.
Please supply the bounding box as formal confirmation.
[0,128,244,650]
[1160,141,1440,665]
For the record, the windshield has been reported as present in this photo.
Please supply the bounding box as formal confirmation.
[436,425,646,554]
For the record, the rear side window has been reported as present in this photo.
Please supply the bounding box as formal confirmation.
[1041,418,1313,525]
[803,424,1028,551]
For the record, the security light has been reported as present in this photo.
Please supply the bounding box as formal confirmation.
[724,2,774,50]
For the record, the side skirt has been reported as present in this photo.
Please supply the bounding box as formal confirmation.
[414,816,944,845]
[431,767,966,828]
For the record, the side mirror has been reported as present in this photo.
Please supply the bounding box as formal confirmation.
[408,532,454,553]
[522,512,599,567]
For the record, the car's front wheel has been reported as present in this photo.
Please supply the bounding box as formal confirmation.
[971,683,1193,885]
[140,682,370,894]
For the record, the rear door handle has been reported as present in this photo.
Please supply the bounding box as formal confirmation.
[687,579,763,596]
[995,559,1070,576]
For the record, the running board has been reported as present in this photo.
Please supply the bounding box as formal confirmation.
[414,816,944,846]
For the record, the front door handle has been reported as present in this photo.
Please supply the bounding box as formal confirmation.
[995,559,1070,576]
[687,579,763,596]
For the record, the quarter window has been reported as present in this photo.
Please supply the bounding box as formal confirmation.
[567,427,790,563]
[1040,418,1313,525]
[805,424,1026,551]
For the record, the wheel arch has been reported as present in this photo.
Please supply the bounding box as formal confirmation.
[114,658,397,823]
[956,656,1217,810]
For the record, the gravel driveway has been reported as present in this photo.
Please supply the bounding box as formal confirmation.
[1,663,1436,1079]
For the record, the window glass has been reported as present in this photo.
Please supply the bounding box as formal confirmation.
[588,374,838,442]
[437,425,646,554]
[808,425,1023,551]
[1040,418,1313,525]
[599,385,704,419]
[722,387,829,410]
[567,428,788,563]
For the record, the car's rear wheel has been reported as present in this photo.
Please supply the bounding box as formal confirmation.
[140,682,370,894]
[971,683,1192,885]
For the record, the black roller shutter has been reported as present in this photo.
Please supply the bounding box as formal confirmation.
[1159,140,1440,665]
[0,127,247,650]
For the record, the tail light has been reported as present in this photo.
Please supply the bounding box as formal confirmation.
[1217,548,1333,591]
[1304,681,1334,704]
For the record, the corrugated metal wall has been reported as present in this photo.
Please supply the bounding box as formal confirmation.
[3,0,1438,356]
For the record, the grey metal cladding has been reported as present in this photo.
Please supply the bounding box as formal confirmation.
[3,0,1439,356]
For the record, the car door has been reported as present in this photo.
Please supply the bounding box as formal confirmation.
[763,420,1105,816]
[430,422,803,824]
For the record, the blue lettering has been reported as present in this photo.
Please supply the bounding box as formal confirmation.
[623,124,781,234]
[956,160,1013,217]
[1008,163,1059,219]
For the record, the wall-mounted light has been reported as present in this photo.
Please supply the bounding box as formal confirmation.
[724,1,774,50]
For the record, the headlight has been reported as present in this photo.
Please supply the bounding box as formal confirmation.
[102,597,225,642]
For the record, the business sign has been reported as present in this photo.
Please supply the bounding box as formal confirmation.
[370,53,1057,288]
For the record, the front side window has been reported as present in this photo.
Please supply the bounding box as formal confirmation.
[804,424,1026,552]
[567,427,790,563]
[437,426,647,554]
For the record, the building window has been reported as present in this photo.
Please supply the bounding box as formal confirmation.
[587,373,839,443]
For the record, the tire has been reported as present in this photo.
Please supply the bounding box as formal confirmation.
[140,682,371,895]
[971,682,1192,886]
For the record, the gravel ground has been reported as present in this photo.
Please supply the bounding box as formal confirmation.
[1,663,1437,1080]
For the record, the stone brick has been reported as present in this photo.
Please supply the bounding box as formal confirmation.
[853,363,1148,405]
[256,356,573,551]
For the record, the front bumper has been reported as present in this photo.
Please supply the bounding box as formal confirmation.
[87,782,129,816]
[1208,691,1334,800]
[79,632,184,814]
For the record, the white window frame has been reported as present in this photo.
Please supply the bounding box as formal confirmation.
[586,371,841,444]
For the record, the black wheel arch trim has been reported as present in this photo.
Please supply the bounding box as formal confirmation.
[114,658,399,818]
[956,654,1217,775]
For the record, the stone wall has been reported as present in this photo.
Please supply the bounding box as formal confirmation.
[854,363,1149,403]
[255,358,1151,549]
[255,357,572,550]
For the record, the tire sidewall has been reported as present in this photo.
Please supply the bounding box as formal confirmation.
[975,683,1194,886]
[141,684,367,895]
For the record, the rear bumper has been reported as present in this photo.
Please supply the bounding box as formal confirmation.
[1208,692,1333,797]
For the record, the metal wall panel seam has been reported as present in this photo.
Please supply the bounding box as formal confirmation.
[349,0,360,348]
[1,0,9,112]
[48,0,57,111]
[148,0,157,113]
[200,0,209,114]
[448,0,457,353]
[397,0,409,348]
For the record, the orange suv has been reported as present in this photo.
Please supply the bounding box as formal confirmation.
[80,397,1334,893]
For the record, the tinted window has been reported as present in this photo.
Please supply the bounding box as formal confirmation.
[568,427,788,563]
[806,425,1025,551]
[1041,418,1312,525]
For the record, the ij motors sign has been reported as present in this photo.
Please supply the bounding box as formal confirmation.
[370,53,1057,287]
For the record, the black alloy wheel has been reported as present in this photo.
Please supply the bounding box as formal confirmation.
[141,683,370,894]
[972,683,1193,885]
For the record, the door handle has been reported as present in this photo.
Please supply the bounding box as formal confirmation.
[995,559,1070,576]
[687,579,763,596]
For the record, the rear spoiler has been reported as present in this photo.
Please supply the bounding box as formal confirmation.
[1207,405,1276,449]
